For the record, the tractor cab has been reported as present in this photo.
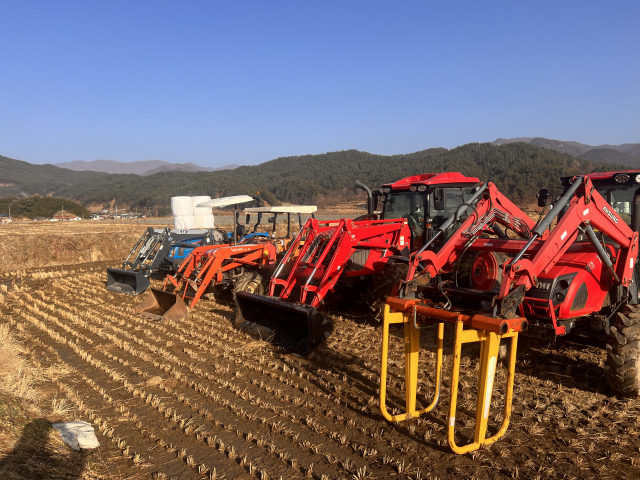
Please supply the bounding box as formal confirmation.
[584,170,640,230]
[379,172,481,250]
[558,170,640,233]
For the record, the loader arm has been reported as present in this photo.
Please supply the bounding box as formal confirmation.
[299,218,410,307]
[167,244,271,308]
[269,217,410,306]
[404,182,538,294]
[269,217,326,297]
[496,176,639,315]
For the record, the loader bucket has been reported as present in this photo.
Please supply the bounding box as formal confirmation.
[235,292,333,354]
[106,268,150,295]
[135,288,188,322]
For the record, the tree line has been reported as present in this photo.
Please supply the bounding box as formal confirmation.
[0,142,627,210]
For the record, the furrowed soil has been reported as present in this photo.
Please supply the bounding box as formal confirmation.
[1,223,640,479]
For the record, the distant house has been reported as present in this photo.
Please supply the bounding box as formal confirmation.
[0,214,11,224]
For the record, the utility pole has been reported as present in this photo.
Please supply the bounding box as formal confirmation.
[62,205,64,221]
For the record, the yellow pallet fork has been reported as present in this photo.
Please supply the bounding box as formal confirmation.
[380,297,527,454]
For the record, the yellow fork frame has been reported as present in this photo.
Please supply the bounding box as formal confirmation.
[380,304,519,454]
[380,305,444,422]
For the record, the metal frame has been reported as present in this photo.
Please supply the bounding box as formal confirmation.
[380,303,520,454]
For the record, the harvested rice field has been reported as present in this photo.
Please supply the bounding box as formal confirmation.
[1,258,640,480]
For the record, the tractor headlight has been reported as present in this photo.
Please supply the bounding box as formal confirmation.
[410,186,417,192]
[384,187,391,193]
[417,185,427,192]
[615,173,630,183]
[635,174,640,183]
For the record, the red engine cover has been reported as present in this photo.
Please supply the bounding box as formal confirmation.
[523,243,613,320]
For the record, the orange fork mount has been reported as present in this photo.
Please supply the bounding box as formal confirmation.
[380,296,527,454]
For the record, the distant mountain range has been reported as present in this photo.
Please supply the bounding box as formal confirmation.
[53,159,239,176]
[493,137,640,167]
[1,143,631,211]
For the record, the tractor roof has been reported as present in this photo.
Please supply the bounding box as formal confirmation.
[196,195,254,208]
[381,172,480,190]
[585,169,640,181]
[561,170,640,187]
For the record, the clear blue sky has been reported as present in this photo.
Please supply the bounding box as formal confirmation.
[1,1,638,167]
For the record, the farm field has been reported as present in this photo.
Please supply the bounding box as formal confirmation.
[1,223,640,479]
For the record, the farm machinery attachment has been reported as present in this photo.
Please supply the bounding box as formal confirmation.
[236,173,482,353]
[136,204,318,322]
[380,171,640,453]
[106,227,224,295]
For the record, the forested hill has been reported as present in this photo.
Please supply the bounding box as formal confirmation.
[0,143,628,208]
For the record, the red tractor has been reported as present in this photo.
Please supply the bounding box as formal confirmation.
[391,169,640,396]
[235,173,482,353]
[377,170,640,454]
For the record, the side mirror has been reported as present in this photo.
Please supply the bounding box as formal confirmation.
[245,213,251,224]
[433,188,446,211]
[268,216,276,224]
[537,188,549,208]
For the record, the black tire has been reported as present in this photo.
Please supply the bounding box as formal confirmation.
[233,271,267,303]
[368,262,409,322]
[606,304,640,397]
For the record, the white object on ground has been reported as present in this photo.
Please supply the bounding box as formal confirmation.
[171,196,194,216]
[197,195,254,208]
[52,421,100,451]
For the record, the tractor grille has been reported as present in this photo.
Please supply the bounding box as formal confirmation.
[346,249,370,272]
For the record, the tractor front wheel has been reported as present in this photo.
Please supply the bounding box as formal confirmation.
[606,304,640,397]
[234,272,267,303]
[368,262,409,322]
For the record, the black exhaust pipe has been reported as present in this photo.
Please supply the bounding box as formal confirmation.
[355,180,373,216]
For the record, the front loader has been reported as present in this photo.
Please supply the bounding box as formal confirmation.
[135,205,317,322]
[380,171,640,454]
[106,227,224,295]
[236,173,482,353]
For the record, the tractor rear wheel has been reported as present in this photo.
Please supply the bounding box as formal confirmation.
[234,271,267,303]
[606,304,640,397]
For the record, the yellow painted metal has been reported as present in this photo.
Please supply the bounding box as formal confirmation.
[447,320,519,453]
[380,304,444,422]
[380,304,519,454]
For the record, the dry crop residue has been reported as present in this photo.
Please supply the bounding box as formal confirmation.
[2,261,640,479]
